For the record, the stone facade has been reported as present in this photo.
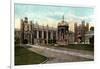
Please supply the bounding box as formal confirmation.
[57,16,69,45]
[85,30,94,44]
[74,21,89,43]
[20,17,57,45]
[15,17,93,45]
[20,16,74,45]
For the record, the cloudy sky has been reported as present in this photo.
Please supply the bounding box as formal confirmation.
[15,4,94,31]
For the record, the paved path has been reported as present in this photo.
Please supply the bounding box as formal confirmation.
[23,44,94,63]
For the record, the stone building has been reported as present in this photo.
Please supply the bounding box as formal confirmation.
[68,31,74,44]
[15,29,21,44]
[57,16,69,45]
[85,26,94,44]
[19,16,75,46]
[16,16,94,45]
[20,17,57,45]
[74,21,89,43]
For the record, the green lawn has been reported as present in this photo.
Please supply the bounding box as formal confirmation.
[58,44,94,51]
[15,46,47,65]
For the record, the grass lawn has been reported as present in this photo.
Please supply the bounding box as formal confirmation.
[15,46,47,65]
[58,44,94,51]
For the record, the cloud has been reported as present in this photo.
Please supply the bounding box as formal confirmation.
[63,12,95,23]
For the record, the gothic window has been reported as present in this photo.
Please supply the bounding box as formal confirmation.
[48,31,51,39]
[24,24,29,32]
[53,31,56,40]
[44,31,46,39]
[39,31,42,38]
[34,30,37,38]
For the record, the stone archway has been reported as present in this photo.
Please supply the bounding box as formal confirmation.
[45,40,47,44]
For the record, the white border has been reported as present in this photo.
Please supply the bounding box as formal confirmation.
[11,0,14,69]
[10,0,97,69]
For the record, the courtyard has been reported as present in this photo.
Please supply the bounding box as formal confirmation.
[15,44,94,65]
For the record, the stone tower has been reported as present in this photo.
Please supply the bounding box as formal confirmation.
[20,19,24,44]
[20,17,29,44]
[86,23,89,32]
[74,22,77,42]
[57,15,69,46]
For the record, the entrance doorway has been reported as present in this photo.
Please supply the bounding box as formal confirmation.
[23,39,28,44]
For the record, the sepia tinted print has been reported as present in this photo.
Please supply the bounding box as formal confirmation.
[14,4,94,65]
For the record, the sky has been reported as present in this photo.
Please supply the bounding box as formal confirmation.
[15,4,95,31]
